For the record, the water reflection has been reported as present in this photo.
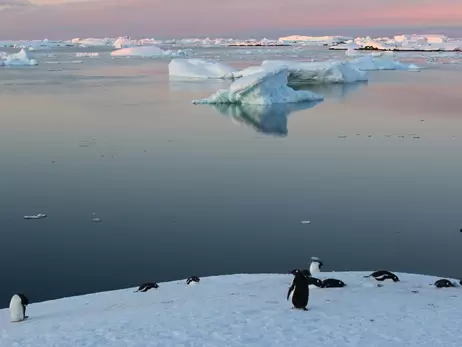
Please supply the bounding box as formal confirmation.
[169,77,231,92]
[211,101,322,137]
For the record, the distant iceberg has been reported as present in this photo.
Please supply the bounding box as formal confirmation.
[192,67,324,105]
[1,49,38,66]
[232,60,368,85]
[111,45,187,58]
[350,55,420,71]
[169,58,236,79]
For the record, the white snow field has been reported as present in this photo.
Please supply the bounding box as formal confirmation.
[169,58,236,79]
[1,49,38,66]
[1,272,461,347]
[192,68,324,105]
[110,45,186,58]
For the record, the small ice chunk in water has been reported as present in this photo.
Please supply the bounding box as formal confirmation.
[301,221,311,224]
[24,214,47,219]
[92,218,102,222]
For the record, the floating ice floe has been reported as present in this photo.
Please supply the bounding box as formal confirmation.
[233,60,368,85]
[24,214,47,220]
[75,52,100,58]
[111,45,187,58]
[278,35,353,46]
[192,67,324,105]
[168,58,236,79]
[349,54,420,71]
[1,49,38,66]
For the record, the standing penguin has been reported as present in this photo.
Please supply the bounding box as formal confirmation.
[287,269,309,311]
[309,257,323,276]
[9,293,29,322]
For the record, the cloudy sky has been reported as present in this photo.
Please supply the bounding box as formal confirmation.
[1,0,461,39]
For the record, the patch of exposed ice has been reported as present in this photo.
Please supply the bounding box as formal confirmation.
[168,58,236,79]
[192,67,324,105]
[350,55,420,71]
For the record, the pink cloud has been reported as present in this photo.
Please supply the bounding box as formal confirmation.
[1,0,461,39]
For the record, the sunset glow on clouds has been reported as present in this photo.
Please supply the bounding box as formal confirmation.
[1,0,461,39]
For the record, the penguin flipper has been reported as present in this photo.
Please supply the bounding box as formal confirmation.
[287,284,295,301]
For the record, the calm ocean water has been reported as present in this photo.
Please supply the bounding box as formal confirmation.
[1,47,462,307]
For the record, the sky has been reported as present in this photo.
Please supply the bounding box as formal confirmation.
[0,0,461,39]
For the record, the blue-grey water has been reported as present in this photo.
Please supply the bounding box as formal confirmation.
[1,46,462,307]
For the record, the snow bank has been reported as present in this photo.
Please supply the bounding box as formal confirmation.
[168,58,236,79]
[1,272,461,347]
[2,49,38,66]
[193,68,324,105]
[350,55,420,71]
[234,60,367,85]
[111,45,186,58]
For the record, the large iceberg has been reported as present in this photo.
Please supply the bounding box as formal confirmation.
[192,67,324,105]
[233,60,368,85]
[2,49,38,66]
[111,45,186,58]
[168,58,236,79]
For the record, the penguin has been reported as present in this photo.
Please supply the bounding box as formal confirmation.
[309,257,323,276]
[434,279,455,288]
[287,269,309,311]
[289,269,311,277]
[9,293,29,322]
[186,276,200,285]
[306,276,324,288]
[322,278,346,288]
[364,270,400,282]
[134,282,159,292]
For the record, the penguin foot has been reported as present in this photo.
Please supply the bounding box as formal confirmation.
[303,308,308,311]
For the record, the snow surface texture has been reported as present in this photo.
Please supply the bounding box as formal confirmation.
[111,45,186,58]
[1,272,462,347]
[193,68,324,105]
[1,49,38,66]
[168,58,236,79]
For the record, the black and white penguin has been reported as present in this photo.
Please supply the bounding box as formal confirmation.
[289,269,311,277]
[287,269,309,311]
[364,270,400,282]
[186,276,200,285]
[322,278,346,288]
[434,279,455,288]
[306,276,324,288]
[309,257,323,276]
[9,293,29,322]
[134,282,159,292]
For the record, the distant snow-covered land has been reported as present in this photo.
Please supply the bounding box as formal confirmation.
[1,272,461,346]
[0,33,460,52]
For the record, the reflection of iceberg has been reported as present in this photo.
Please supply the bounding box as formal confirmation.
[211,101,321,137]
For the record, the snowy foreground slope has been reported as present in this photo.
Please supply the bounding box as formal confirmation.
[1,272,461,347]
